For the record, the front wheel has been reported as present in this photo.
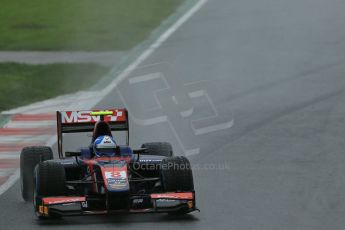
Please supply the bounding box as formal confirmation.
[34,161,66,219]
[160,156,195,214]
[160,156,194,192]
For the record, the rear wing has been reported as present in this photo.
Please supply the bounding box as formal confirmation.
[56,109,129,158]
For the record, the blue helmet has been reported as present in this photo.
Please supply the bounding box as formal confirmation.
[93,135,117,157]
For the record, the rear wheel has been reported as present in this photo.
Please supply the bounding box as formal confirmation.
[141,142,173,157]
[20,146,53,202]
[34,161,66,219]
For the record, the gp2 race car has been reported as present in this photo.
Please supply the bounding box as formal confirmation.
[20,109,196,219]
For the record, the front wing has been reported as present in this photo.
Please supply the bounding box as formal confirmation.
[36,192,196,217]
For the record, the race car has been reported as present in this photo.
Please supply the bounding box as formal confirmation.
[20,109,196,219]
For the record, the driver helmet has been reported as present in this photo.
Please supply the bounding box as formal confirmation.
[93,135,117,157]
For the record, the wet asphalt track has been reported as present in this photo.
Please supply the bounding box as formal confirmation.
[2,0,345,229]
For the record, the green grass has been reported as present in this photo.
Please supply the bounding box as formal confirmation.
[0,0,183,51]
[0,63,109,111]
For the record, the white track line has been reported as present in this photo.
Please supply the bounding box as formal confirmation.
[100,0,208,98]
[0,169,17,177]
[0,153,20,160]
[0,0,208,196]
[0,135,52,143]
[5,121,55,128]
[128,72,162,84]
[0,169,19,195]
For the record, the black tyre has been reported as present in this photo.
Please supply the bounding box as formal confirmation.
[141,142,173,157]
[160,156,194,192]
[34,161,66,219]
[20,146,53,202]
[35,161,66,196]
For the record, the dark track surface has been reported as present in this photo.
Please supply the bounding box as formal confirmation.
[2,0,345,229]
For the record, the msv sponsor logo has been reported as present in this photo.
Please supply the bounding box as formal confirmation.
[61,110,125,124]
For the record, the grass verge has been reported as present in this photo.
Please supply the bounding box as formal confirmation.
[0,63,109,112]
[0,0,184,51]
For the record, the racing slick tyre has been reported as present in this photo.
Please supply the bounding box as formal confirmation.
[160,156,194,192]
[20,146,53,202]
[35,161,66,196]
[160,156,194,215]
[34,161,66,219]
[141,142,173,157]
